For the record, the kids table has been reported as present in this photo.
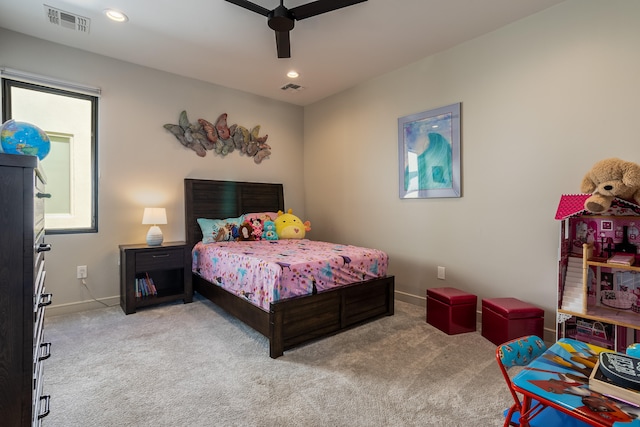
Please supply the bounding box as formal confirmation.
[511,338,640,426]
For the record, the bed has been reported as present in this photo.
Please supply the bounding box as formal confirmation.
[184,178,395,358]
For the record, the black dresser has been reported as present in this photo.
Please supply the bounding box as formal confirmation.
[0,153,52,426]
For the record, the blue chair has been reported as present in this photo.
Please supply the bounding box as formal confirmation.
[496,335,590,427]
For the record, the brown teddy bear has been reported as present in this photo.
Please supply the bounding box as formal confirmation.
[581,158,640,213]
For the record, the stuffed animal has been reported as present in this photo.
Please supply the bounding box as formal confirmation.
[250,217,264,240]
[581,158,640,213]
[237,221,254,241]
[262,220,278,240]
[274,209,311,239]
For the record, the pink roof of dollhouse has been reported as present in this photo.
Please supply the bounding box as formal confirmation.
[555,194,640,220]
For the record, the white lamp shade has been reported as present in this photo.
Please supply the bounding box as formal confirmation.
[142,208,167,246]
[142,208,167,225]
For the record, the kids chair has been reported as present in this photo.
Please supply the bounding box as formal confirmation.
[496,335,590,427]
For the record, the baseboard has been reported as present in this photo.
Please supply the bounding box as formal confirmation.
[47,296,120,317]
[394,290,425,306]
[397,290,556,344]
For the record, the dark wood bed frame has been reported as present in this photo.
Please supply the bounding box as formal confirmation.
[184,178,395,358]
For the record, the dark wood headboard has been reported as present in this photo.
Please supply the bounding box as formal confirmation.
[184,179,285,249]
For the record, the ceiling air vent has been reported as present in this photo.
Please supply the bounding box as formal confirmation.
[44,4,90,34]
[280,83,305,92]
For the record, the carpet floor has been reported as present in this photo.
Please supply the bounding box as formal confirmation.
[42,294,511,426]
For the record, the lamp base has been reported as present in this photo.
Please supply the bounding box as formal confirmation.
[146,225,164,246]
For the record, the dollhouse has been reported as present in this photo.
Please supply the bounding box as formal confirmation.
[556,194,640,351]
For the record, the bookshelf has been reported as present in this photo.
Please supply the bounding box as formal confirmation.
[119,241,192,314]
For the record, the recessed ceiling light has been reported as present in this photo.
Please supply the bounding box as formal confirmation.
[104,9,128,23]
[287,71,299,79]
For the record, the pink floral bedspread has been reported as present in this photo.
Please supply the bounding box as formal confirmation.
[192,239,388,311]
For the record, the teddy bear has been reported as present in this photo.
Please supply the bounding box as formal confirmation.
[581,158,640,213]
[262,220,278,240]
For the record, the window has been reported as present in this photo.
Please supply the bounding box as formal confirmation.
[1,71,99,233]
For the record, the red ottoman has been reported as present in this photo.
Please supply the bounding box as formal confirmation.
[481,298,544,345]
[426,287,477,335]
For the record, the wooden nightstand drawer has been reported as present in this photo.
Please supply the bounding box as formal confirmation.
[135,248,184,271]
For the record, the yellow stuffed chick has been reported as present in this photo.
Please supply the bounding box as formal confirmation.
[274,209,311,239]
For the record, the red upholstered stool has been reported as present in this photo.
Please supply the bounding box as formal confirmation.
[426,287,477,335]
[481,298,544,345]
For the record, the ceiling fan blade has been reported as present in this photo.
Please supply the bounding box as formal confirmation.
[275,31,291,59]
[225,0,270,17]
[291,0,368,20]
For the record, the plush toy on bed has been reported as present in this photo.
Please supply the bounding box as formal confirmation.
[581,158,640,213]
[262,220,278,240]
[237,221,255,241]
[274,209,311,239]
[249,217,264,240]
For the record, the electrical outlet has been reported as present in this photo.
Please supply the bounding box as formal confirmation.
[77,265,88,279]
[437,266,445,280]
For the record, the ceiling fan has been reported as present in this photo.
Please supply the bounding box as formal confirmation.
[225,0,368,59]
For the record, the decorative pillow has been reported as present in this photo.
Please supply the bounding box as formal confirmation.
[244,212,277,222]
[243,212,277,240]
[273,209,310,239]
[197,215,244,243]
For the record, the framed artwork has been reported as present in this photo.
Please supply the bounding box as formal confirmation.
[398,102,461,199]
[601,220,613,231]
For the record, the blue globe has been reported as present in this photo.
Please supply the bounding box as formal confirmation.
[0,119,51,160]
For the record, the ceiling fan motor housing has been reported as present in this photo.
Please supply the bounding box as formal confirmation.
[268,6,295,31]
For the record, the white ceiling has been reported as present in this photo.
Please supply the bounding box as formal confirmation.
[0,0,566,106]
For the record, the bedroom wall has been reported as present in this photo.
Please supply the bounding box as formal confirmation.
[0,28,305,314]
[303,0,640,337]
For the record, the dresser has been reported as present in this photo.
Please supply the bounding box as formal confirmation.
[0,153,52,426]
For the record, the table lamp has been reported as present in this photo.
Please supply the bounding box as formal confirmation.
[142,207,167,246]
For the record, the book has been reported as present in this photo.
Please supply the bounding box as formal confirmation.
[145,272,157,296]
[598,352,640,391]
[607,253,636,266]
[589,354,640,406]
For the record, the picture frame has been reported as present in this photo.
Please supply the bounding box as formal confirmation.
[398,102,461,199]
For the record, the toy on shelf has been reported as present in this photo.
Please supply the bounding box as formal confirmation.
[581,158,640,214]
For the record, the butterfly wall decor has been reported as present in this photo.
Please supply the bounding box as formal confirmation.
[164,111,271,163]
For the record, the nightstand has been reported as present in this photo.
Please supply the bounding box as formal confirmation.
[119,241,193,314]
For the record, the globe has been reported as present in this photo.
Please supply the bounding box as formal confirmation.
[0,119,51,160]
